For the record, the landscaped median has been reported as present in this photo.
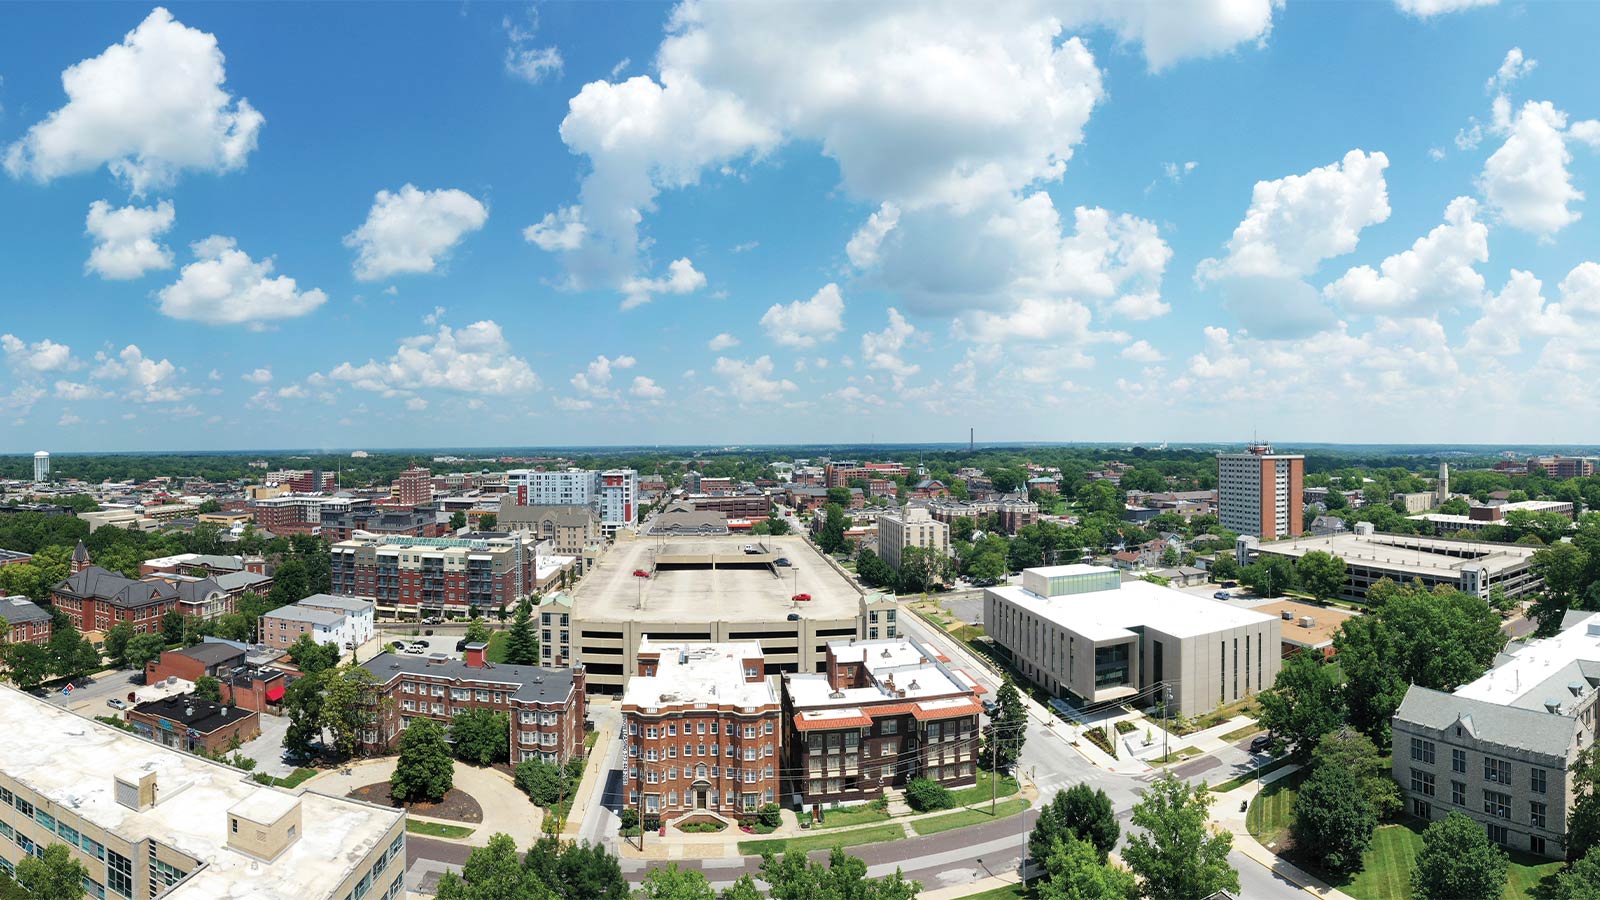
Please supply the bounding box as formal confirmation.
[737,823,907,856]
[406,820,476,839]
[911,798,1030,836]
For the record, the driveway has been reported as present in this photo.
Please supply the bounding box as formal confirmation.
[235,711,294,776]
[300,755,540,841]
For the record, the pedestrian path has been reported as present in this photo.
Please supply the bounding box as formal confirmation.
[1210,763,1358,900]
[299,756,540,844]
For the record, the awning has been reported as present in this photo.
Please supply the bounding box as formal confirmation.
[265,684,286,702]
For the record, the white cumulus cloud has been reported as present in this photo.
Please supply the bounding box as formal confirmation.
[1395,0,1497,16]
[345,184,488,281]
[760,283,846,347]
[329,320,539,396]
[2,335,75,373]
[620,258,706,310]
[241,367,273,384]
[4,7,263,194]
[712,355,796,404]
[1480,100,1585,237]
[92,344,192,403]
[845,203,900,270]
[523,205,587,251]
[1323,196,1489,314]
[158,236,327,326]
[630,376,666,401]
[84,199,175,279]
[708,333,739,351]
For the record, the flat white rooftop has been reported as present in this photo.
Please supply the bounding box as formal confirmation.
[1256,532,1536,579]
[573,534,861,624]
[624,638,778,710]
[0,687,401,900]
[1456,612,1600,710]
[987,577,1274,642]
[1026,563,1111,578]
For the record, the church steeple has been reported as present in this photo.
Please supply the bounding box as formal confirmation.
[71,540,91,574]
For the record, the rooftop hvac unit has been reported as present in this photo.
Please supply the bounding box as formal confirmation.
[1298,616,1315,628]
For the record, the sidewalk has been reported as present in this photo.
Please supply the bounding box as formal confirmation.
[562,725,612,837]
[300,756,540,844]
[1210,763,1358,900]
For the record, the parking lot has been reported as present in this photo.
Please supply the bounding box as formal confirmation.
[42,669,146,716]
[376,630,466,659]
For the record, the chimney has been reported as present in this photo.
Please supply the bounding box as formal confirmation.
[463,642,488,669]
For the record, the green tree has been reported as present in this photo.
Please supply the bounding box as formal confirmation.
[1411,811,1508,900]
[193,675,222,702]
[14,843,90,900]
[1554,848,1600,899]
[287,634,341,676]
[523,837,628,900]
[1568,746,1600,861]
[392,718,454,802]
[1207,554,1240,582]
[122,632,167,669]
[449,511,467,531]
[321,663,376,757]
[764,515,791,536]
[480,514,498,531]
[825,486,852,506]
[1335,583,1505,744]
[718,875,764,900]
[465,617,493,644]
[1311,727,1401,819]
[102,620,134,667]
[817,503,849,555]
[281,672,325,759]
[758,847,919,900]
[1293,551,1348,602]
[854,548,895,588]
[634,863,715,900]
[505,601,540,665]
[1290,764,1375,876]
[982,677,1028,771]
[515,758,579,807]
[1036,835,1138,900]
[160,609,186,644]
[47,622,101,680]
[1256,652,1346,760]
[451,709,510,766]
[436,833,554,900]
[1030,783,1120,862]
[0,642,54,691]
[1240,555,1296,598]
[1122,775,1238,900]
[1532,541,1591,627]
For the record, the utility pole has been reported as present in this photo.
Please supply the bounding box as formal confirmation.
[991,735,997,816]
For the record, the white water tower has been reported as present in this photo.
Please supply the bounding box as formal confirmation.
[32,450,49,483]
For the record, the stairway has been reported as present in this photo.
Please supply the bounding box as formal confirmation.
[883,788,913,818]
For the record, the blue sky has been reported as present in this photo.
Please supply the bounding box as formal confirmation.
[3,0,1600,452]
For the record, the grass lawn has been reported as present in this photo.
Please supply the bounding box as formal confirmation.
[485,630,509,663]
[958,884,1032,899]
[737,823,905,856]
[1245,767,1305,848]
[1339,823,1562,900]
[815,802,890,830]
[251,767,318,789]
[948,771,1020,807]
[1221,722,1265,743]
[407,820,475,839]
[911,798,1029,836]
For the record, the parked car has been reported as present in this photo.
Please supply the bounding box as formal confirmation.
[981,699,998,715]
[455,639,469,652]
[1221,581,1238,589]
[1213,591,1231,600]
[424,629,434,636]
[404,646,425,655]
[791,593,812,602]
[1250,734,1273,753]
[632,569,650,577]
[786,613,801,621]
[106,698,125,710]
[774,557,791,567]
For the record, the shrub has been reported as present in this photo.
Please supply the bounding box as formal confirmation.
[619,808,639,831]
[906,778,956,813]
[1114,720,1137,735]
[758,802,783,829]
[1083,725,1118,758]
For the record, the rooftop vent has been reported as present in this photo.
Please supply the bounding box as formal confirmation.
[1299,616,1315,629]
[1588,622,1600,637]
[1281,610,1293,620]
[1572,681,1586,697]
[828,690,845,700]
[1546,698,1563,714]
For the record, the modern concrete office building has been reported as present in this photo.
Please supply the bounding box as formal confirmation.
[569,534,900,694]
[1391,612,1600,859]
[1216,443,1304,539]
[1240,528,1542,604]
[0,686,405,900]
[984,565,1281,717]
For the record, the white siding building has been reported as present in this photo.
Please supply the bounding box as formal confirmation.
[877,506,950,571]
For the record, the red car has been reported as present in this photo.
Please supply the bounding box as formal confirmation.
[633,569,650,578]
[791,593,812,602]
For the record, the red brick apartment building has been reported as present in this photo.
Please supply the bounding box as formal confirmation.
[623,638,782,820]
[784,638,985,815]
[394,466,433,506]
[0,596,53,645]
[359,645,586,763]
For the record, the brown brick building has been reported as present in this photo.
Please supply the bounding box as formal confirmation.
[126,694,261,754]
[330,533,535,619]
[359,646,586,763]
[784,638,984,815]
[52,547,234,635]
[623,638,782,821]
[144,643,248,685]
[0,596,52,645]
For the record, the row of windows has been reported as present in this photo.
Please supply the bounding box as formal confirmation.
[1412,769,1549,828]
[632,721,773,738]
[1410,738,1547,792]
[633,742,775,761]
[633,789,772,812]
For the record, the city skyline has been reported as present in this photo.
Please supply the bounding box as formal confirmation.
[5,2,1600,451]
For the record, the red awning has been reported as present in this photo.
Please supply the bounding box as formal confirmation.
[265,684,286,702]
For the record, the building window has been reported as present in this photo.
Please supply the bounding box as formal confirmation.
[1532,767,1548,794]
[1451,748,1467,774]
[1484,757,1512,785]
[1483,790,1512,820]
[1531,801,1547,829]
[1451,781,1466,806]
[1410,737,1435,765]
[1411,798,1432,820]
[1487,824,1509,846]
[1410,769,1435,797]
[107,850,134,899]
[1532,835,1547,855]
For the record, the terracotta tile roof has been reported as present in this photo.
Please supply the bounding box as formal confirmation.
[792,713,874,731]
[911,700,983,721]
